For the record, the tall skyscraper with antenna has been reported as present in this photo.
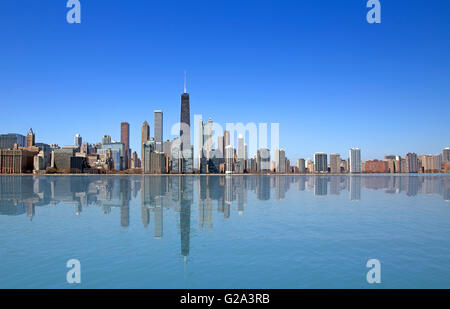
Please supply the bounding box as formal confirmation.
[180,71,190,150]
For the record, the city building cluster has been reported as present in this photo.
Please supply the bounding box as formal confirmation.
[1,76,449,175]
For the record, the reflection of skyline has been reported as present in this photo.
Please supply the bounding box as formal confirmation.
[1,175,450,265]
[1,175,450,233]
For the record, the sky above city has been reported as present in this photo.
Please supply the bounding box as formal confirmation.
[1,0,449,160]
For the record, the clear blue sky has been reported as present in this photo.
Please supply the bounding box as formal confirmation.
[1,0,449,161]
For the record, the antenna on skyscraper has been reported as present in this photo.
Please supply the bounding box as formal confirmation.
[184,70,187,94]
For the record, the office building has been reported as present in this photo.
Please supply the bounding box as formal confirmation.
[406,153,418,173]
[275,148,286,173]
[444,148,450,162]
[53,148,85,172]
[154,110,163,152]
[257,148,270,172]
[225,145,234,174]
[0,149,36,174]
[349,148,362,173]
[314,152,328,173]
[198,117,214,165]
[0,133,26,149]
[74,133,82,148]
[121,122,130,170]
[297,158,305,173]
[329,153,341,174]
[217,136,224,159]
[224,131,230,148]
[364,160,388,173]
[141,121,150,167]
[180,72,191,150]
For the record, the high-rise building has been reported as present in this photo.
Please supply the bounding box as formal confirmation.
[217,136,224,159]
[27,128,35,148]
[225,145,234,174]
[121,122,130,170]
[0,133,26,149]
[154,110,163,152]
[330,153,341,174]
[349,148,362,173]
[433,154,443,172]
[406,153,418,173]
[180,72,190,150]
[224,130,230,148]
[198,117,213,163]
[237,134,245,160]
[314,152,328,173]
[275,148,286,173]
[74,133,82,148]
[141,121,150,165]
[297,158,305,173]
[444,148,450,162]
[257,148,270,172]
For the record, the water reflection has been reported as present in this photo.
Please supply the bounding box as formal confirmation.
[1,175,450,224]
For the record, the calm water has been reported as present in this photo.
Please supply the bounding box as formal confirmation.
[0,175,449,289]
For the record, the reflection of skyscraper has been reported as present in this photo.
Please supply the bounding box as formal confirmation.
[350,176,361,201]
[120,178,130,227]
[256,176,270,200]
[154,205,163,238]
[198,176,213,229]
[179,177,192,259]
[314,177,328,196]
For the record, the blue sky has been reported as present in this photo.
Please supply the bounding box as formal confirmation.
[0,0,449,160]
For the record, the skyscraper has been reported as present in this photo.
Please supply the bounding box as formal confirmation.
[224,130,230,148]
[180,71,190,150]
[297,158,306,173]
[74,133,82,148]
[154,110,163,152]
[121,122,130,170]
[141,121,150,166]
[275,148,286,173]
[198,117,213,159]
[257,148,270,172]
[330,153,341,173]
[217,136,224,159]
[225,145,234,174]
[406,152,418,173]
[444,148,450,162]
[349,148,362,173]
[237,134,245,160]
[314,152,328,173]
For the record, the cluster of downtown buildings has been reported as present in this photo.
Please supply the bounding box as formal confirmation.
[1,80,449,175]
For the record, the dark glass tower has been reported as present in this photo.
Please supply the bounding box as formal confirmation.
[180,72,190,150]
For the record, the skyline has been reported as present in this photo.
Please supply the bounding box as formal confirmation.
[1,1,450,160]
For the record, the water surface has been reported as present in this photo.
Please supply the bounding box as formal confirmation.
[0,175,449,288]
